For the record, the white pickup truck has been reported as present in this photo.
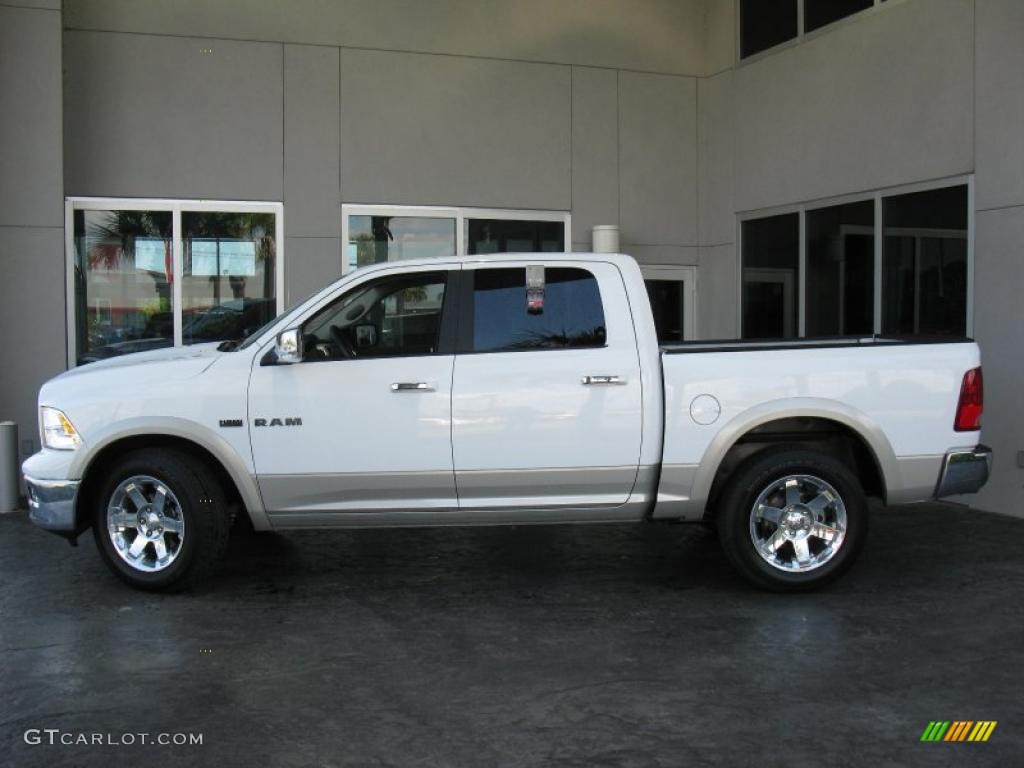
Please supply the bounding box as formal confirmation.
[23,253,991,592]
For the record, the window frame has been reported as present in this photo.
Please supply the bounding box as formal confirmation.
[736,0,898,65]
[737,175,974,339]
[65,197,284,368]
[341,204,571,276]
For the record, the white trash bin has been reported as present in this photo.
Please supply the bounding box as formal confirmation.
[0,421,19,512]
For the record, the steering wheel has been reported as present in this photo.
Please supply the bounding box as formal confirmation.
[329,325,357,360]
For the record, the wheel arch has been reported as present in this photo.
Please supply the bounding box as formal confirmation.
[691,399,897,520]
[72,420,268,533]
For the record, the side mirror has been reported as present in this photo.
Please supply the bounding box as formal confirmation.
[274,328,303,364]
[353,322,378,349]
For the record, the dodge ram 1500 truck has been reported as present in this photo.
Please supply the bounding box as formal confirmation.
[22,253,991,591]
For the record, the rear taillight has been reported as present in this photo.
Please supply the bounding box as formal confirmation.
[954,366,983,431]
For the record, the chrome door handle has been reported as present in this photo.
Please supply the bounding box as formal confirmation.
[391,382,436,392]
[581,375,625,385]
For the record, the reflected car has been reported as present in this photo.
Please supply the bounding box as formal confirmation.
[79,300,275,364]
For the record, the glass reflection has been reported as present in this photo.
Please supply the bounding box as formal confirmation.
[181,212,277,345]
[347,216,456,271]
[74,209,174,364]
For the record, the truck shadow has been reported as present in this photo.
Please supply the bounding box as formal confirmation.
[211,502,1020,599]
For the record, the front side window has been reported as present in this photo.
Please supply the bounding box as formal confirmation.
[302,271,448,361]
[471,267,606,353]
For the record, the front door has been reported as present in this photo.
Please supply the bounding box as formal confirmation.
[248,266,458,519]
[451,262,643,511]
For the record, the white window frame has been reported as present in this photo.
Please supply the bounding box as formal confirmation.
[736,175,974,339]
[341,204,571,275]
[65,197,284,368]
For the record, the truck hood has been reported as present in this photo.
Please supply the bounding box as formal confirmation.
[41,343,225,405]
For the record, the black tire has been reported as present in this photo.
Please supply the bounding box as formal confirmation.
[92,448,231,591]
[717,446,868,592]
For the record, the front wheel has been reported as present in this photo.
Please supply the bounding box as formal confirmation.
[717,447,868,591]
[92,448,231,591]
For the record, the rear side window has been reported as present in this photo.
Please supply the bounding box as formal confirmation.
[471,267,606,353]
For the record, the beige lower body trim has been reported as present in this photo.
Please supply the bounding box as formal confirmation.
[455,465,639,509]
[650,463,702,520]
[262,465,657,528]
[259,470,458,515]
[888,454,944,504]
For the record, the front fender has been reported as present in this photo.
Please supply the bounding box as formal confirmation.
[69,417,269,531]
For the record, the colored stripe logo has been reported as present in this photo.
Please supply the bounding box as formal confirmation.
[920,721,997,742]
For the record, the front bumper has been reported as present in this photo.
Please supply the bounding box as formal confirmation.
[935,445,992,498]
[24,475,80,532]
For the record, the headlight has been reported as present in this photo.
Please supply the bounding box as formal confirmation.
[41,407,82,450]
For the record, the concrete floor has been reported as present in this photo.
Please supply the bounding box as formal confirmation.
[1,503,1022,768]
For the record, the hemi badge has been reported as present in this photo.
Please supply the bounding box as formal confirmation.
[219,419,244,428]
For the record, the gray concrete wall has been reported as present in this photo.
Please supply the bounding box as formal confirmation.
[0,2,64,464]
[61,3,702,303]
[63,0,706,76]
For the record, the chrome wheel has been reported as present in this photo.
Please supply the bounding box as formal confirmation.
[749,474,847,573]
[106,475,185,573]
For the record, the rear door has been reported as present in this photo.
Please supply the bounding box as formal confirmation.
[451,261,643,510]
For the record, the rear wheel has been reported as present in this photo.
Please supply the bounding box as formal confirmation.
[717,446,868,591]
[92,448,231,591]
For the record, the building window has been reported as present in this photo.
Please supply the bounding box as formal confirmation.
[68,199,283,366]
[740,0,882,60]
[805,200,874,336]
[741,213,799,339]
[347,214,456,271]
[467,218,565,255]
[740,0,798,59]
[342,205,570,273]
[181,211,278,346]
[882,185,968,337]
[739,179,971,340]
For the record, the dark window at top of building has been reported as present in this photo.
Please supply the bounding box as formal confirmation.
[742,213,799,339]
[471,267,606,353]
[804,0,875,33]
[740,0,798,59]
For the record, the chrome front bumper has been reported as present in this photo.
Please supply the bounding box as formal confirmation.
[24,475,80,532]
[935,445,992,498]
